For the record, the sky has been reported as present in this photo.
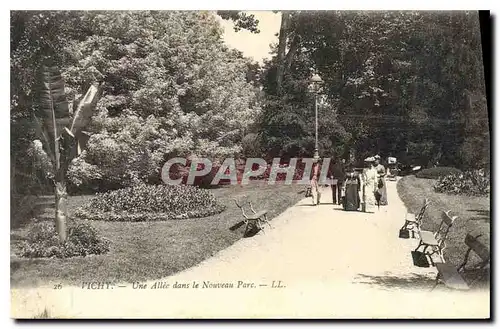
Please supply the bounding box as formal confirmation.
[217,11,281,64]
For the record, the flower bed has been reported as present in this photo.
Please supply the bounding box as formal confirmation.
[19,222,111,258]
[434,169,490,196]
[74,183,226,221]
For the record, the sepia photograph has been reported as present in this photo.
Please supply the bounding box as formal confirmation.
[10,9,491,319]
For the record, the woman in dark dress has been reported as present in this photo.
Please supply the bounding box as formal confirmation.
[342,164,361,211]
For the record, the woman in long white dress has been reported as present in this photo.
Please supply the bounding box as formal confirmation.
[362,157,378,212]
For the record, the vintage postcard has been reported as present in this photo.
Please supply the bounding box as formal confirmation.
[10,10,491,319]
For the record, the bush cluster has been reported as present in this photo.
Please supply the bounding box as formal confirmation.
[434,169,490,196]
[157,159,313,187]
[19,222,110,258]
[415,166,462,179]
[255,163,308,181]
[74,183,225,221]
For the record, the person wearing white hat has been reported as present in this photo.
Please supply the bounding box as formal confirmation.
[362,156,378,212]
[374,155,388,205]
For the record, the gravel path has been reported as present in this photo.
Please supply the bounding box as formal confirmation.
[11,179,490,318]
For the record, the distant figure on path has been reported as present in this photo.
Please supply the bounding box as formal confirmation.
[374,155,388,205]
[310,156,321,206]
[362,157,378,212]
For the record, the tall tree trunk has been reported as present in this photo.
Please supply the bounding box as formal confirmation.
[35,65,102,243]
[55,135,71,243]
[276,12,290,96]
[55,179,68,243]
[284,35,300,71]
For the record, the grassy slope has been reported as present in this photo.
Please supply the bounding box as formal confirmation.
[11,182,305,288]
[397,175,490,268]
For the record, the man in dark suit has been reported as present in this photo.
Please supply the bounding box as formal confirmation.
[328,158,346,205]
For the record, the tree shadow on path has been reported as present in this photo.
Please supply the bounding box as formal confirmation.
[355,272,435,290]
[467,209,490,222]
[11,195,55,230]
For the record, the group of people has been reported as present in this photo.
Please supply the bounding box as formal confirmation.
[309,155,389,212]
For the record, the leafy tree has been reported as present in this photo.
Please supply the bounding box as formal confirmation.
[11,11,89,196]
[291,11,487,168]
[217,11,260,33]
[259,48,349,160]
[32,64,102,242]
[12,11,262,191]
[254,10,487,169]
[219,10,302,96]
[64,11,260,188]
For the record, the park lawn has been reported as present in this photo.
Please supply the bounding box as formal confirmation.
[11,181,305,288]
[397,176,490,271]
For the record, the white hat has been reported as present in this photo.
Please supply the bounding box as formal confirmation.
[374,155,381,160]
[364,156,375,162]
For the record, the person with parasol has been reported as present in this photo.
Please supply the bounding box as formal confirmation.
[361,156,378,212]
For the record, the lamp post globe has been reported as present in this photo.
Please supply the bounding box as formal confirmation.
[310,73,323,85]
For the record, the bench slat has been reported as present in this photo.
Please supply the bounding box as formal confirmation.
[420,231,438,246]
[465,234,490,262]
[441,211,455,226]
[247,210,268,220]
[436,263,469,290]
[405,213,416,222]
[434,232,490,291]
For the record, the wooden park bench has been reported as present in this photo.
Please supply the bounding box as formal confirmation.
[234,199,272,236]
[432,233,490,291]
[414,210,456,265]
[400,198,430,239]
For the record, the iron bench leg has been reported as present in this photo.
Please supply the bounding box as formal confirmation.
[243,220,251,237]
[431,272,442,291]
[257,219,265,234]
[414,240,423,252]
[262,214,272,230]
[402,220,418,238]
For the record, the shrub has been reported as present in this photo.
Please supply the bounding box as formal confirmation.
[166,159,239,188]
[74,183,225,221]
[241,133,262,158]
[252,160,309,182]
[434,169,490,196]
[416,167,462,179]
[19,222,110,258]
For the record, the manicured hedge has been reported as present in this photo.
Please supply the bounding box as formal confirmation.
[74,183,226,221]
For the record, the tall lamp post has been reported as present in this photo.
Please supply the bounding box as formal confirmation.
[309,73,323,158]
